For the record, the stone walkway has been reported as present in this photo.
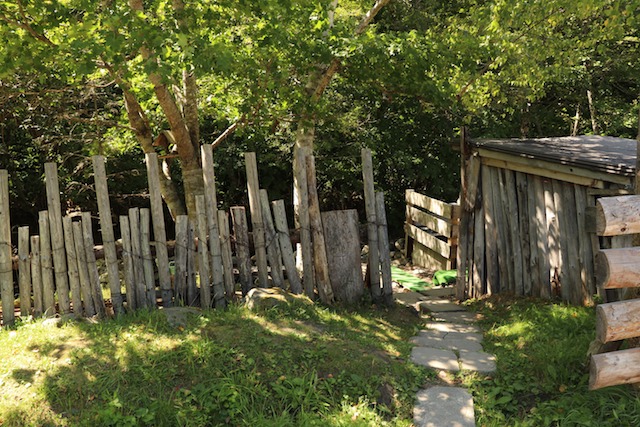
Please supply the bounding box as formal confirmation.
[395,286,496,427]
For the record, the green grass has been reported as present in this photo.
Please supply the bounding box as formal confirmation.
[460,296,640,427]
[0,301,429,426]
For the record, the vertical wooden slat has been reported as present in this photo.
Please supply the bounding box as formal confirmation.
[139,208,157,309]
[260,189,284,288]
[482,165,499,295]
[375,192,393,305]
[39,211,56,317]
[575,185,595,304]
[119,215,137,311]
[0,170,14,325]
[307,155,334,304]
[362,148,381,302]
[245,152,269,288]
[552,179,570,302]
[201,145,225,302]
[271,200,302,294]
[527,175,542,297]
[533,176,551,299]
[497,171,515,293]
[129,208,146,309]
[464,209,474,299]
[44,163,70,314]
[515,172,532,295]
[490,167,507,294]
[562,181,582,305]
[30,235,43,317]
[473,204,485,298]
[72,220,95,317]
[18,226,31,317]
[82,212,106,317]
[544,180,562,298]
[231,206,253,296]
[217,210,234,304]
[195,195,212,308]
[505,170,524,295]
[174,215,189,306]
[186,221,198,306]
[92,156,124,315]
[145,152,172,307]
[62,216,82,317]
[404,189,415,260]
[294,146,314,298]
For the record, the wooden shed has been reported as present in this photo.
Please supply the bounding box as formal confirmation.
[456,134,636,305]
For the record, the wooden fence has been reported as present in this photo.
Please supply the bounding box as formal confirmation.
[0,147,393,326]
[403,189,459,271]
[589,194,640,390]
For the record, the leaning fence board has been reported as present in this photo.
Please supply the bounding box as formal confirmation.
[217,210,233,305]
[44,163,71,314]
[93,156,124,315]
[406,189,461,220]
[30,236,43,317]
[0,170,13,325]
[595,195,640,236]
[589,348,640,390]
[139,208,157,309]
[62,216,82,317]
[375,192,393,305]
[201,145,225,302]
[271,200,302,295]
[82,212,106,317]
[174,215,189,306]
[595,299,640,343]
[145,152,172,307]
[18,226,31,317]
[260,189,284,288]
[119,215,137,311]
[39,211,56,317]
[245,152,269,288]
[195,196,212,308]
[72,220,95,317]
[231,206,253,296]
[293,146,314,298]
[307,155,334,304]
[595,247,640,289]
[362,148,381,302]
[408,207,458,240]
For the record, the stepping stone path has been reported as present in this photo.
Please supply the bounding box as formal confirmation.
[395,285,496,427]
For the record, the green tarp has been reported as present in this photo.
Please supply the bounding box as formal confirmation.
[391,266,458,291]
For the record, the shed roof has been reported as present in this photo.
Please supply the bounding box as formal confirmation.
[471,135,637,178]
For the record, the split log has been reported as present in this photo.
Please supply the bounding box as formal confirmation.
[231,206,253,296]
[18,226,31,317]
[30,236,43,317]
[186,221,198,306]
[595,299,640,343]
[201,145,225,302]
[140,208,158,308]
[293,146,314,298]
[362,148,381,302]
[82,212,106,317]
[483,165,499,295]
[595,247,640,289]
[38,211,56,317]
[590,347,640,390]
[596,195,640,236]
[0,169,14,325]
[119,215,137,311]
[72,220,95,317]
[62,216,83,317]
[245,152,269,288]
[195,195,212,308]
[174,215,189,306]
[217,210,233,305]
[375,192,393,305]
[259,189,284,288]
[271,200,302,294]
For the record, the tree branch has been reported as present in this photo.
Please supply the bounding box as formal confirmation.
[0,1,56,46]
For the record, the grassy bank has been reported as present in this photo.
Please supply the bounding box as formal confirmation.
[0,302,427,426]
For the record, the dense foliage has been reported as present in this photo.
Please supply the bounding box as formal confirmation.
[0,0,638,234]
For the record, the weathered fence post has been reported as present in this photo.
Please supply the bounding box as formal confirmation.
[119,215,137,311]
[195,195,212,308]
[93,156,124,315]
[260,189,284,289]
[245,152,269,287]
[140,208,157,308]
[174,215,189,306]
[271,200,302,294]
[361,148,381,302]
[231,206,253,296]
[218,210,234,303]
[18,226,31,317]
[62,216,83,317]
[39,211,56,317]
[375,192,393,306]
[30,235,43,317]
[72,220,96,317]
[294,146,314,298]
[82,212,106,317]
[0,170,14,325]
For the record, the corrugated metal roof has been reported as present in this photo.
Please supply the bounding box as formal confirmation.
[471,135,637,177]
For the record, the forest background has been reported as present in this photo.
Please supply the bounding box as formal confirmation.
[0,0,638,239]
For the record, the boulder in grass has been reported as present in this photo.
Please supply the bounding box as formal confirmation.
[245,287,313,311]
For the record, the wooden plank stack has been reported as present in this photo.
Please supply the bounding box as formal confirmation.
[0,147,392,326]
[589,194,640,390]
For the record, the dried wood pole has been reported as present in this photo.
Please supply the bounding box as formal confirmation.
[195,195,212,308]
[271,200,302,294]
[30,235,43,317]
[0,170,13,325]
[174,215,189,306]
[17,226,31,317]
[375,192,393,305]
[217,210,234,304]
[201,145,225,302]
[260,189,284,288]
[145,152,172,307]
[39,211,56,317]
[361,148,381,302]
[119,215,137,311]
[62,216,83,317]
[140,208,157,308]
[245,152,269,287]
[306,155,333,303]
[128,208,145,308]
[72,220,96,317]
[186,221,198,306]
[231,206,253,296]
[82,212,106,318]
[294,146,314,298]
[44,163,71,314]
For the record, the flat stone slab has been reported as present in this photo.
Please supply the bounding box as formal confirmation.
[459,350,497,374]
[430,311,480,324]
[426,322,482,334]
[414,386,475,427]
[418,299,465,313]
[410,347,459,371]
[420,287,455,298]
[411,336,484,352]
[395,291,427,310]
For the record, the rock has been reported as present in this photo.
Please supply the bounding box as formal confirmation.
[245,287,312,311]
[161,306,202,329]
